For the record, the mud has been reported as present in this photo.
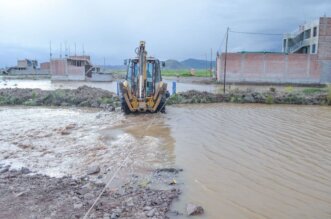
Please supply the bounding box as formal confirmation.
[0,86,120,108]
[0,107,182,218]
[1,86,330,110]
[167,89,331,105]
[0,166,180,219]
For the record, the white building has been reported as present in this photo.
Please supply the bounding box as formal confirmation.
[283,19,319,54]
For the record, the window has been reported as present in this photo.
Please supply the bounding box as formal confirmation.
[313,27,317,37]
[304,29,311,39]
[311,44,316,54]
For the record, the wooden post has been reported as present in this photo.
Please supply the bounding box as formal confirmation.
[223,27,229,94]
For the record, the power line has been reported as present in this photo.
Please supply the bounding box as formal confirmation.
[218,31,228,52]
[229,30,283,36]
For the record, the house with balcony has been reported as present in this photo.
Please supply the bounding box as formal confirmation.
[283,19,320,54]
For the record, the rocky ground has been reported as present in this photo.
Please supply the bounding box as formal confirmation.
[167,88,331,105]
[0,165,182,219]
[1,85,330,109]
[0,86,120,109]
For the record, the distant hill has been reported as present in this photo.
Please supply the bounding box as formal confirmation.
[164,59,183,69]
[165,58,215,70]
[101,58,216,71]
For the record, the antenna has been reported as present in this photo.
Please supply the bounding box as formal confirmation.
[75,43,77,56]
[64,41,68,57]
[49,41,52,60]
[60,43,62,58]
[82,44,85,56]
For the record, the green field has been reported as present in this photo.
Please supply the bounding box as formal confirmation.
[161,69,212,77]
[110,69,212,77]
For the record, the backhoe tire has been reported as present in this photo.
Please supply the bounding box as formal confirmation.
[156,96,166,113]
[121,97,131,115]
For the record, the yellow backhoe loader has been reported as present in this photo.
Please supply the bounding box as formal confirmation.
[119,41,169,114]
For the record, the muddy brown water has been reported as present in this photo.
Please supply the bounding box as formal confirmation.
[1,104,331,218]
[0,78,305,94]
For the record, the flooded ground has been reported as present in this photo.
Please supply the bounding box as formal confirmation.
[167,104,331,219]
[1,104,331,218]
[0,78,310,94]
[0,78,216,94]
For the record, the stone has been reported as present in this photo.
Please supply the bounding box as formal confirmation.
[146,208,156,217]
[87,166,100,175]
[243,95,255,102]
[125,197,134,207]
[20,167,31,174]
[65,123,77,129]
[186,203,204,216]
[60,129,70,135]
[0,167,9,174]
[143,206,152,211]
[110,212,119,219]
[103,213,110,219]
[74,203,83,209]
[84,193,95,200]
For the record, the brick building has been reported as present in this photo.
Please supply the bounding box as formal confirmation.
[216,17,331,84]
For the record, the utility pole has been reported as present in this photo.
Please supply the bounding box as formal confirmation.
[210,48,213,77]
[82,44,85,56]
[60,43,62,58]
[223,27,229,94]
[205,53,208,75]
[64,41,68,57]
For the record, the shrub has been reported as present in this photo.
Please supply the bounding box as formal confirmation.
[284,86,294,93]
[265,95,274,104]
[31,91,37,99]
[327,84,331,105]
[302,87,323,95]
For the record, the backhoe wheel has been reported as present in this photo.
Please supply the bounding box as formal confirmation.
[156,96,166,113]
[121,97,131,115]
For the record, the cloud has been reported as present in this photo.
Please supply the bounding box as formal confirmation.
[0,0,330,67]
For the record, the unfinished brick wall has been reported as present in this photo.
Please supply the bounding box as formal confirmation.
[40,62,50,70]
[216,17,331,84]
[50,59,85,81]
[217,53,320,84]
[318,17,331,83]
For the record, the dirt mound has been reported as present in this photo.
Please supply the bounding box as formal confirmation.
[167,89,330,105]
[0,85,120,108]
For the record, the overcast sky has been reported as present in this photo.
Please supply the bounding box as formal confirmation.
[0,0,330,67]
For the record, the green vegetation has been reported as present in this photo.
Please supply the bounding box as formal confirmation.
[327,84,331,105]
[99,97,113,104]
[31,91,37,99]
[302,87,324,95]
[284,86,294,93]
[111,70,126,75]
[265,95,274,104]
[161,69,211,77]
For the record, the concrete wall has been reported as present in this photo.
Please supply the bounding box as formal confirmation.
[7,69,49,75]
[217,53,320,84]
[17,60,28,68]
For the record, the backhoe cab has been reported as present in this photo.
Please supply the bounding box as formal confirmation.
[119,41,169,114]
